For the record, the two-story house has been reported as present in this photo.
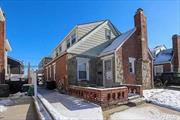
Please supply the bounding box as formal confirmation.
[44,8,153,90]
[0,8,11,83]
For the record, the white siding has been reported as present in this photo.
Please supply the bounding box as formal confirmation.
[77,21,103,39]
[68,23,117,56]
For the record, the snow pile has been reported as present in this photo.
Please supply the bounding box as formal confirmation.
[0,99,12,113]
[143,89,180,111]
[0,105,7,112]
[110,106,180,120]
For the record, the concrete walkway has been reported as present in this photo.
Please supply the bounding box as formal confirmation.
[38,87,103,120]
[0,96,38,120]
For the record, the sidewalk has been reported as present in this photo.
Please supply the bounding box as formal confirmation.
[38,87,103,120]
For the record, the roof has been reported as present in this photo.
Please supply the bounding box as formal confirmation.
[0,8,5,21]
[154,48,173,65]
[99,28,136,56]
[8,56,23,65]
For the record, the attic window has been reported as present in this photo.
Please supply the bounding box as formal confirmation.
[71,34,76,45]
[59,46,62,52]
[67,39,71,48]
[105,29,111,40]
[55,49,58,57]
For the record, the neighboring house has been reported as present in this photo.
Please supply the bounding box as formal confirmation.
[151,45,166,57]
[153,35,180,76]
[6,56,24,81]
[44,8,153,90]
[38,57,52,81]
[0,8,11,83]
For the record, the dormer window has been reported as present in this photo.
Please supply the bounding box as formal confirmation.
[71,34,76,45]
[105,29,111,40]
[55,49,58,57]
[59,46,62,53]
[67,39,70,48]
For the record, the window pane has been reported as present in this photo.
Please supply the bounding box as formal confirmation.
[105,60,111,71]
[79,63,86,71]
[71,34,76,45]
[79,71,86,79]
[78,63,86,79]
[67,40,70,48]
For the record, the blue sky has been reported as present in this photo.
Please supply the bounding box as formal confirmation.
[0,0,180,67]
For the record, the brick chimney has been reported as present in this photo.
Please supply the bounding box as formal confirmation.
[0,8,5,83]
[134,8,152,89]
[172,34,180,73]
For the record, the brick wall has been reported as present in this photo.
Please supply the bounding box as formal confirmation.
[44,53,68,90]
[68,85,128,107]
[115,8,153,89]
[0,18,5,83]
[172,34,180,73]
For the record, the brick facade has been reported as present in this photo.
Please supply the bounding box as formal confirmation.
[44,53,68,90]
[172,34,180,73]
[0,15,5,83]
[115,8,153,89]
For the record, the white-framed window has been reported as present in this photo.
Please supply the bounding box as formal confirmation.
[67,39,71,48]
[46,67,48,80]
[77,57,89,81]
[55,49,58,57]
[53,63,56,80]
[59,46,62,53]
[129,57,136,74]
[154,65,163,76]
[105,28,111,40]
[71,34,76,45]
[49,66,51,78]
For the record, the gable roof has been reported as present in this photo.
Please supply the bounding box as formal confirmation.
[99,28,136,56]
[154,48,173,65]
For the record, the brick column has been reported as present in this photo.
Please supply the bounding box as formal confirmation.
[0,9,5,83]
[172,34,180,72]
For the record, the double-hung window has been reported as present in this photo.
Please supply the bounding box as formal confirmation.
[105,29,111,40]
[77,57,89,81]
[129,57,136,74]
[71,34,76,45]
[67,39,71,48]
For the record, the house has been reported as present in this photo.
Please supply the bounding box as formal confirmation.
[153,35,180,76]
[6,56,24,81]
[0,8,11,83]
[38,57,52,82]
[44,8,153,91]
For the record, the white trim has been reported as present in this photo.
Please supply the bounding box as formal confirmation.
[101,54,114,60]
[46,67,48,80]
[76,57,90,81]
[129,57,136,74]
[154,65,163,76]
[67,21,108,53]
[102,56,113,87]
[53,63,56,81]
[49,66,51,78]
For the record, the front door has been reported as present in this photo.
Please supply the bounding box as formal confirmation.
[104,59,113,86]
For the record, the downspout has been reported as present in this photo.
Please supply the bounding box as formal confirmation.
[151,59,154,88]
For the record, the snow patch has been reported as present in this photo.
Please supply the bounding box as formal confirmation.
[143,89,180,111]
[110,106,180,120]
